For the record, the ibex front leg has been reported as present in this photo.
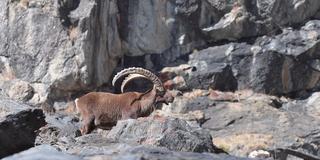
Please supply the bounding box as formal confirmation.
[80,115,94,135]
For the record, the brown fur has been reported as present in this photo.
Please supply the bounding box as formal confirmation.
[76,87,174,135]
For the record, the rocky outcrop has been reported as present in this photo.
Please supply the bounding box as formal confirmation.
[0,0,121,105]
[107,117,220,153]
[4,144,250,160]
[163,89,320,158]
[7,89,320,159]
[201,0,320,42]
[119,0,320,66]
[29,113,254,159]
[35,114,221,153]
[186,63,238,91]
[0,99,46,158]
[34,113,80,148]
[161,20,320,96]
[0,0,320,103]
[118,0,205,62]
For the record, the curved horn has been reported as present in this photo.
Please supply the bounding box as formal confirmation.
[112,67,165,94]
[120,74,147,93]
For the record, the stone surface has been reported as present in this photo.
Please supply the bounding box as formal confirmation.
[27,114,254,160]
[6,89,320,159]
[165,95,215,114]
[186,63,238,91]
[118,0,205,60]
[188,42,252,90]
[4,144,250,160]
[201,1,273,42]
[0,0,122,104]
[106,117,220,153]
[2,0,320,159]
[161,89,320,158]
[3,145,81,160]
[282,91,320,119]
[290,129,320,158]
[0,99,46,158]
[34,113,80,148]
[120,0,320,67]
[203,91,319,158]
[1,0,320,102]
[1,79,34,102]
[187,20,320,96]
[34,112,225,154]
[201,0,320,42]
[152,110,205,126]
[84,145,251,160]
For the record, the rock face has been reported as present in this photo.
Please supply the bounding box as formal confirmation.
[0,0,121,104]
[119,0,320,66]
[201,0,320,42]
[0,0,320,101]
[163,20,320,96]
[0,99,46,158]
[118,0,205,61]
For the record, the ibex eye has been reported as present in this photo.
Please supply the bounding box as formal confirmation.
[158,91,165,96]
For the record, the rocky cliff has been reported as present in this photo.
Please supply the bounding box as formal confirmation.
[1,0,320,159]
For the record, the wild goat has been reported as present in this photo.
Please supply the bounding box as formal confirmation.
[75,67,174,135]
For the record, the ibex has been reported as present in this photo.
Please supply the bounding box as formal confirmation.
[75,67,174,135]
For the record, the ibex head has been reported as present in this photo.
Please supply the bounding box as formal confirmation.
[112,67,174,105]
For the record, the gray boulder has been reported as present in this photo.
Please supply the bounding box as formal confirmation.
[3,145,81,160]
[35,113,80,148]
[186,63,238,91]
[188,42,253,90]
[165,96,215,113]
[1,79,34,102]
[107,117,221,153]
[0,99,46,158]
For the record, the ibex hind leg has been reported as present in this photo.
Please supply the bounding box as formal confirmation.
[94,116,115,130]
[80,116,94,135]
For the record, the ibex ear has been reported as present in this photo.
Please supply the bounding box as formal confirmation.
[155,96,168,105]
[130,89,152,105]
